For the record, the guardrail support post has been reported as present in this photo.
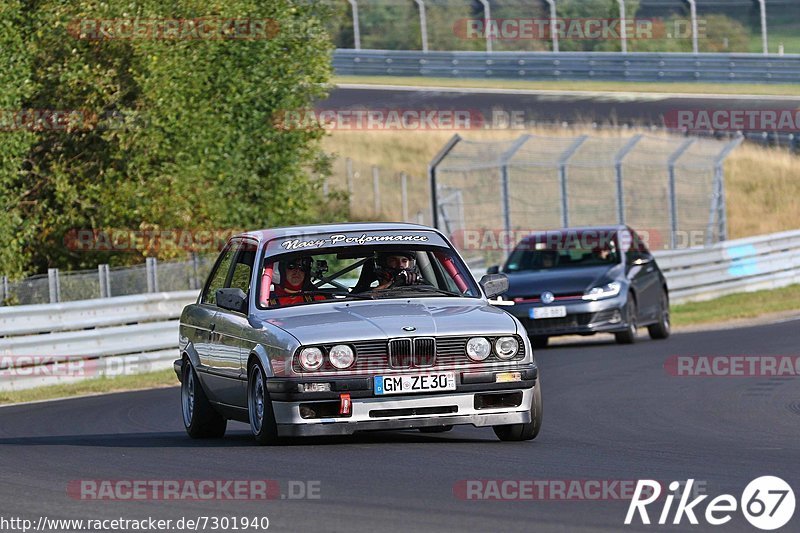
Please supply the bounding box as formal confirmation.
[1,275,8,305]
[98,264,111,298]
[413,0,428,52]
[347,0,361,50]
[48,268,61,304]
[667,139,695,249]
[372,165,381,216]
[146,258,158,293]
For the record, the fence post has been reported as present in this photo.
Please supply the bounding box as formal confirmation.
[477,0,492,53]
[48,268,61,304]
[98,264,110,298]
[544,0,559,52]
[191,253,201,290]
[146,257,159,293]
[617,0,628,54]
[708,136,742,244]
[347,0,361,50]
[558,135,589,228]
[614,134,643,224]
[1,275,8,305]
[413,0,428,52]
[372,165,381,217]
[667,139,695,249]
[685,0,699,54]
[429,135,462,230]
[345,157,354,214]
[757,0,768,55]
[401,172,409,222]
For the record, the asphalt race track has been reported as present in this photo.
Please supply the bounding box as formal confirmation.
[1,319,798,532]
[325,85,800,131]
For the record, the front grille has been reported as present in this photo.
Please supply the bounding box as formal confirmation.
[523,311,619,333]
[292,335,525,374]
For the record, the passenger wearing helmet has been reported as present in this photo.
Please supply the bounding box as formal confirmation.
[269,257,326,306]
[374,251,422,289]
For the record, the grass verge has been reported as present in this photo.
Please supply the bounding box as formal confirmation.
[671,284,800,326]
[333,75,800,97]
[0,368,177,406]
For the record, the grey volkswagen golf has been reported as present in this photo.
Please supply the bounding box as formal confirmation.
[488,225,670,348]
[175,223,541,445]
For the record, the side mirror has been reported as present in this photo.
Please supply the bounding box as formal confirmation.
[633,254,654,265]
[479,273,509,299]
[216,288,247,313]
[486,265,500,275]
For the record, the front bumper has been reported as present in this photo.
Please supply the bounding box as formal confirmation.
[510,294,629,337]
[269,365,537,436]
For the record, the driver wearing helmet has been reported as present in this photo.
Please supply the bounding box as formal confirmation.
[269,257,326,306]
[374,251,422,289]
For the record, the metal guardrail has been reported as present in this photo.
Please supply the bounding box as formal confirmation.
[333,49,800,84]
[2,229,798,391]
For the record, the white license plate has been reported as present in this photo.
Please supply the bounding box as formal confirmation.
[530,306,567,319]
[374,372,456,396]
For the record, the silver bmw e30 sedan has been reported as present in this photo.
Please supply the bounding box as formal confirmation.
[175,222,542,445]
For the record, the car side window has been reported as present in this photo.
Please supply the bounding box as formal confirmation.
[626,231,651,263]
[202,243,236,305]
[229,241,256,295]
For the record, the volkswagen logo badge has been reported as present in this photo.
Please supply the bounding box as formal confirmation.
[541,291,555,304]
[402,326,416,332]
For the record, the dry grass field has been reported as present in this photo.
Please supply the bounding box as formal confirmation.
[322,127,800,239]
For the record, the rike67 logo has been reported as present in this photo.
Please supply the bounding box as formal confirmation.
[625,477,795,530]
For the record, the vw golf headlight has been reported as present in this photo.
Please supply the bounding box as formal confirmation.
[328,344,355,369]
[582,281,622,301]
[299,347,324,371]
[494,337,519,360]
[466,337,492,361]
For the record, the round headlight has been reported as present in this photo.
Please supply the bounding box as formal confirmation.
[495,337,519,360]
[329,344,355,369]
[466,337,491,361]
[299,347,324,371]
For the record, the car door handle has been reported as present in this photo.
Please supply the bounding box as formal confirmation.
[209,322,216,332]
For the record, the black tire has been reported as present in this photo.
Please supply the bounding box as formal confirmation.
[419,425,453,433]
[493,380,542,442]
[648,291,671,340]
[248,360,280,446]
[181,360,227,438]
[529,335,549,349]
[615,296,638,344]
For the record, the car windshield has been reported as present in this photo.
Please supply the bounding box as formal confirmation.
[504,240,620,272]
[257,246,480,308]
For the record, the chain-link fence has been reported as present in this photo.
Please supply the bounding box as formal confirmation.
[1,255,216,306]
[430,132,742,267]
[325,0,798,54]
[328,157,433,224]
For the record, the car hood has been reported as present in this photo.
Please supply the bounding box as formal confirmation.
[257,298,519,345]
[504,264,622,297]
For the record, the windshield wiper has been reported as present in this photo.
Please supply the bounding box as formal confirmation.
[381,285,466,297]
